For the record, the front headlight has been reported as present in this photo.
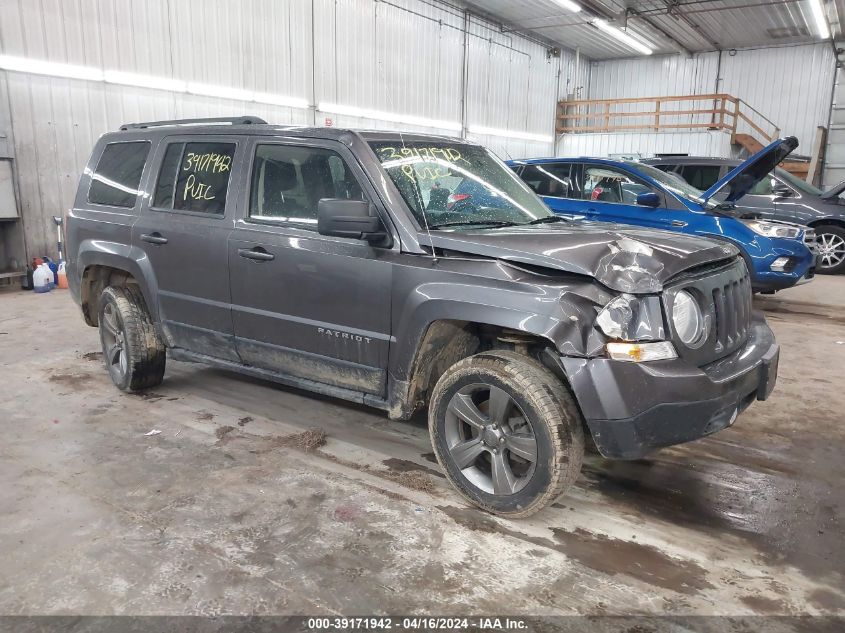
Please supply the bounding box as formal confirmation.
[742,219,801,239]
[596,294,676,361]
[671,290,705,346]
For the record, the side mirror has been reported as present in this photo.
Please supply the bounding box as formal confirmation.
[771,181,793,197]
[636,192,661,208]
[317,199,389,245]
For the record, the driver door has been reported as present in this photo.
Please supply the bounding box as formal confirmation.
[566,163,673,230]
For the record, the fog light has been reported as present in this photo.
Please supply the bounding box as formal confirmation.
[770,257,791,272]
[606,341,677,362]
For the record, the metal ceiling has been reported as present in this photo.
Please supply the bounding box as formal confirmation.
[464,0,843,60]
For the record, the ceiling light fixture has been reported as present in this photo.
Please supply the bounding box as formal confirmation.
[552,0,581,12]
[808,0,831,39]
[318,102,462,131]
[0,54,104,81]
[0,55,310,110]
[467,125,554,143]
[593,19,653,55]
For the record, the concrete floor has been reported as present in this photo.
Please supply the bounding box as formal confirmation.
[0,278,844,618]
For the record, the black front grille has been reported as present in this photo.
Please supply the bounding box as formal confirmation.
[665,257,753,366]
[711,272,753,355]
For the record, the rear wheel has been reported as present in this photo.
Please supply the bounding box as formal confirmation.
[429,350,584,518]
[815,224,845,274]
[98,286,166,391]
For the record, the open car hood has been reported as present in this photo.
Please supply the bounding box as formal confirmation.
[700,136,799,205]
[424,222,739,294]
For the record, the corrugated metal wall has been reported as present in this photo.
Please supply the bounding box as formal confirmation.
[559,130,733,160]
[0,0,583,260]
[577,43,835,160]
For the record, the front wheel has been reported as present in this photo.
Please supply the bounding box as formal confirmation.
[815,224,845,274]
[98,285,166,391]
[429,350,584,518]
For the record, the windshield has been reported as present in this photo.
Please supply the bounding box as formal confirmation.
[773,167,823,196]
[626,160,709,205]
[369,141,554,229]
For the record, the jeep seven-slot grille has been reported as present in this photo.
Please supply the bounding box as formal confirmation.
[712,272,753,354]
[665,258,753,366]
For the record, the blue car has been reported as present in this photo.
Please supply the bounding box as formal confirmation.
[507,137,817,293]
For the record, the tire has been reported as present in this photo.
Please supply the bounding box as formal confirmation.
[98,285,166,391]
[429,350,584,518]
[815,224,845,274]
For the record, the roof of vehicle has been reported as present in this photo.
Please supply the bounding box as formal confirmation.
[507,157,638,166]
[641,156,743,166]
[111,117,468,145]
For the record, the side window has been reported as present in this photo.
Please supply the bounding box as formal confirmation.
[521,164,577,198]
[679,165,721,190]
[582,165,652,205]
[248,144,365,225]
[749,176,775,196]
[88,141,150,208]
[152,141,236,214]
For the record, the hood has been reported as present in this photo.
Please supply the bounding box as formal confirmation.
[820,178,845,201]
[701,137,799,205]
[425,222,739,294]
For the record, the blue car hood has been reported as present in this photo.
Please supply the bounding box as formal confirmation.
[701,137,799,204]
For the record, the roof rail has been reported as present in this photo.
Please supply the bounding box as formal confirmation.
[119,116,267,131]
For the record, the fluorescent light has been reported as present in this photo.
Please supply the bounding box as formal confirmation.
[552,0,581,12]
[187,82,255,102]
[593,19,653,55]
[809,0,831,39]
[253,91,310,109]
[0,54,104,81]
[0,55,311,110]
[467,125,553,143]
[318,102,462,131]
[104,70,186,92]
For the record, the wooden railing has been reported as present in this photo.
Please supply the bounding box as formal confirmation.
[557,94,781,143]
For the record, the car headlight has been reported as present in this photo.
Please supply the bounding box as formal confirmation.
[671,290,705,346]
[596,294,676,362]
[742,219,801,239]
[595,295,635,340]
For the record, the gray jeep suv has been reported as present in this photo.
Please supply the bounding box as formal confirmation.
[66,117,780,517]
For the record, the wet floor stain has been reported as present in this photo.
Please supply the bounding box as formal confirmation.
[48,372,94,390]
[382,457,445,479]
[579,433,845,583]
[739,594,790,614]
[805,588,845,612]
[437,504,712,595]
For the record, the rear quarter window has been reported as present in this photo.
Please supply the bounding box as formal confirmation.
[87,141,150,208]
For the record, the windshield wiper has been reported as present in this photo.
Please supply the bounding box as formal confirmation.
[428,220,519,229]
[525,215,569,225]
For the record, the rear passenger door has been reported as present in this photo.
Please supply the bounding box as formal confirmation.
[133,136,244,361]
[520,162,585,219]
[227,138,392,396]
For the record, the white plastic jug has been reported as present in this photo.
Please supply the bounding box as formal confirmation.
[33,263,52,293]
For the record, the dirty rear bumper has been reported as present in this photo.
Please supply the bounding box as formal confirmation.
[557,312,778,460]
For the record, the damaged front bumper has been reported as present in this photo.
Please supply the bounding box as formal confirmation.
[556,312,778,460]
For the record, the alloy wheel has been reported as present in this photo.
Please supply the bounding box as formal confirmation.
[100,303,128,379]
[818,232,845,270]
[443,383,537,495]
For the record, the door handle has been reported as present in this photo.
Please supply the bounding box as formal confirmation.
[671,220,688,227]
[140,233,168,245]
[238,247,275,262]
